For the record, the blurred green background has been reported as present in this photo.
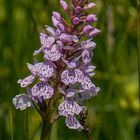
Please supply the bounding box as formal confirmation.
[0,0,139,140]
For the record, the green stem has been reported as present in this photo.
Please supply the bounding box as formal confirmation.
[137,2,140,102]
[40,120,53,140]
[80,108,94,140]
[82,125,93,140]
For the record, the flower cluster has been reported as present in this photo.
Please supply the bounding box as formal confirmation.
[13,0,100,130]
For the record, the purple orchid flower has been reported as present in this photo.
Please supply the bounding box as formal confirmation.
[13,0,100,139]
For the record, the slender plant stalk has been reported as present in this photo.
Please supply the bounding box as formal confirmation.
[80,109,93,140]
[83,128,93,140]
[40,120,53,140]
[137,0,140,102]
[25,110,29,140]
[10,107,13,140]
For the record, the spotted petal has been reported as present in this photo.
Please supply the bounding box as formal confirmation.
[27,62,54,80]
[40,33,55,48]
[60,0,69,11]
[43,44,61,61]
[65,116,83,130]
[37,63,54,80]
[80,76,93,90]
[77,86,100,100]
[82,49,93,64]
[13,94,32,110]
[81,40,96,49]
[31,82,54,100]
[58,100,82,117]
[74,69,85,83]
[17,75,35,88]
[61,69,77,85]
[45,25,55,36]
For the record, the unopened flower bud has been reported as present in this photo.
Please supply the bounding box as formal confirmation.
[53,11,62,21]
[73,17,81,25]
[86,14,97,22]
[83,25,94,34]
[84,3,96,10]
[60,0,68,11]
[52,16,59,26]
[75,6,82,14]
[57,22,65,32]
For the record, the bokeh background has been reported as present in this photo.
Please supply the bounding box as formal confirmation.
[0,0,139,140]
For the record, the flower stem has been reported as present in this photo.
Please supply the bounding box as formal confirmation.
[80,108,94,140]
[40,120,53,140]
[83,129,93,140]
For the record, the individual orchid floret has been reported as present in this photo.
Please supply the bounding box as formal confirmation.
[52,12,62,21]
[61,57,86,85]
[86,14,98,23]
[82,49,93,64]
[58,91,83,130]
[13,94,32,110]
[61,69,78,85]
[83,25,94,34]
[75,6,82,14]
[58,99,83,117]
[61,57,84,85]
[73,17,81,25]
[83,2,96,10]
[65,116,83,130]
[40,33,55,48]
[27,62,54,80]
[61,67,95,91]
[43,44,62,61]
[31,82,54,100]
[80,76,94,90]
[17,75,35,88]
[89,28,101,37]
[60,0,69,11]
[81,39,96,49]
